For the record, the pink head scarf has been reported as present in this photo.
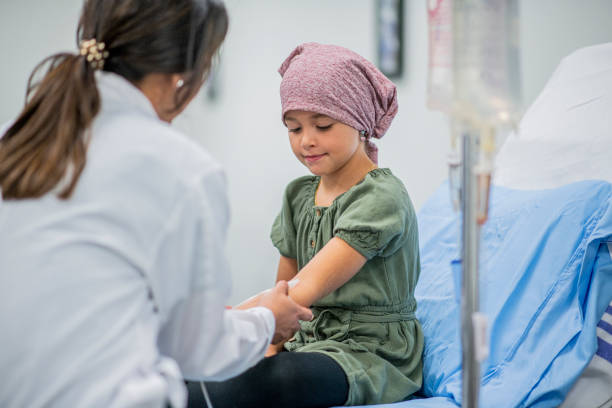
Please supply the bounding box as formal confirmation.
[278,42,398,164]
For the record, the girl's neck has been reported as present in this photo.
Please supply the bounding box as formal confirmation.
[315,153,377,207]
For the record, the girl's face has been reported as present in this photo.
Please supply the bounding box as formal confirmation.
[284,110,363,177]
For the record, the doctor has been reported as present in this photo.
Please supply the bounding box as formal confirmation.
[0,0,312,407]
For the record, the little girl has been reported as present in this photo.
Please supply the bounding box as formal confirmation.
[196,42,423,407]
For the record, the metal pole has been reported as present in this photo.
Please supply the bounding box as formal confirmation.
[461,131,480,408]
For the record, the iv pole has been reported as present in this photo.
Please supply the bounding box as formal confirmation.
[427,1,520,404]
[460,129,481,408]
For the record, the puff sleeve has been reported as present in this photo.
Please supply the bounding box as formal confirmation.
[270,178,312,259]
[270,203,297,259]
[333,175,415,260]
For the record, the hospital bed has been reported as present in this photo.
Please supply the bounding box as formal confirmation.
[347,42,612,408]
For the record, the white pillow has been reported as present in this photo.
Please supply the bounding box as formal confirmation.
[494,42,612,189]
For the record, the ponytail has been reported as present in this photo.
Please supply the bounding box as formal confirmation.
[0,0,228,201]
[0,52,100,200]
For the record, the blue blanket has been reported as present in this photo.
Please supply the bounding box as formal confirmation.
[352,180,612,408]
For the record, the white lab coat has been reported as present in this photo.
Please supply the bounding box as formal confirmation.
[0,72,274,408]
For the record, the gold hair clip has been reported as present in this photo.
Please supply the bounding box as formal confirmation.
[79,39,109,70]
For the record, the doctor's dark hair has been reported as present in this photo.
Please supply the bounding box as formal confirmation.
[0,0,228,200]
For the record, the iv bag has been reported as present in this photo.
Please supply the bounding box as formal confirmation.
[427,0,454,113]
[427,0,522,128]
[427,0,522,217]
[452,0,521,128]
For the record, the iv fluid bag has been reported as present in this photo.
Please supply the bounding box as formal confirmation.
[427,0,454,113]
[427,0,521,127]
[452,0,521,127]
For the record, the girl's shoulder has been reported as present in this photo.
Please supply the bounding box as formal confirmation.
[333,168,416,223]
[343,168,412,206]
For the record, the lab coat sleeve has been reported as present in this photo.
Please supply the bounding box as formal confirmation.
[155,166,275,381]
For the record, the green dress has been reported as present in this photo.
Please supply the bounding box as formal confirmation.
[270,168,424,406]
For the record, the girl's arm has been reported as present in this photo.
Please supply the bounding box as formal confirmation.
[264,237,365,356]
[237,237,365,310]
[285,237,366,307]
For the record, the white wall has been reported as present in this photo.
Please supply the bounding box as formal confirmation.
[0,0,82,121]
[1,0,612,304]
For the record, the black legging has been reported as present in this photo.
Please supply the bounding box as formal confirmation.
[186,351,349,408]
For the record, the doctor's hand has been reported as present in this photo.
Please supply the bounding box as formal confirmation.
[257,281,313,344]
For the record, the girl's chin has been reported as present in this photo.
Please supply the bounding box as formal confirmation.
[304,161,342,177]
[306,167,324,176]
[304,161,325,173]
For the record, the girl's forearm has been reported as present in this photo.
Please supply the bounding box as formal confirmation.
[288,237,366,307]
